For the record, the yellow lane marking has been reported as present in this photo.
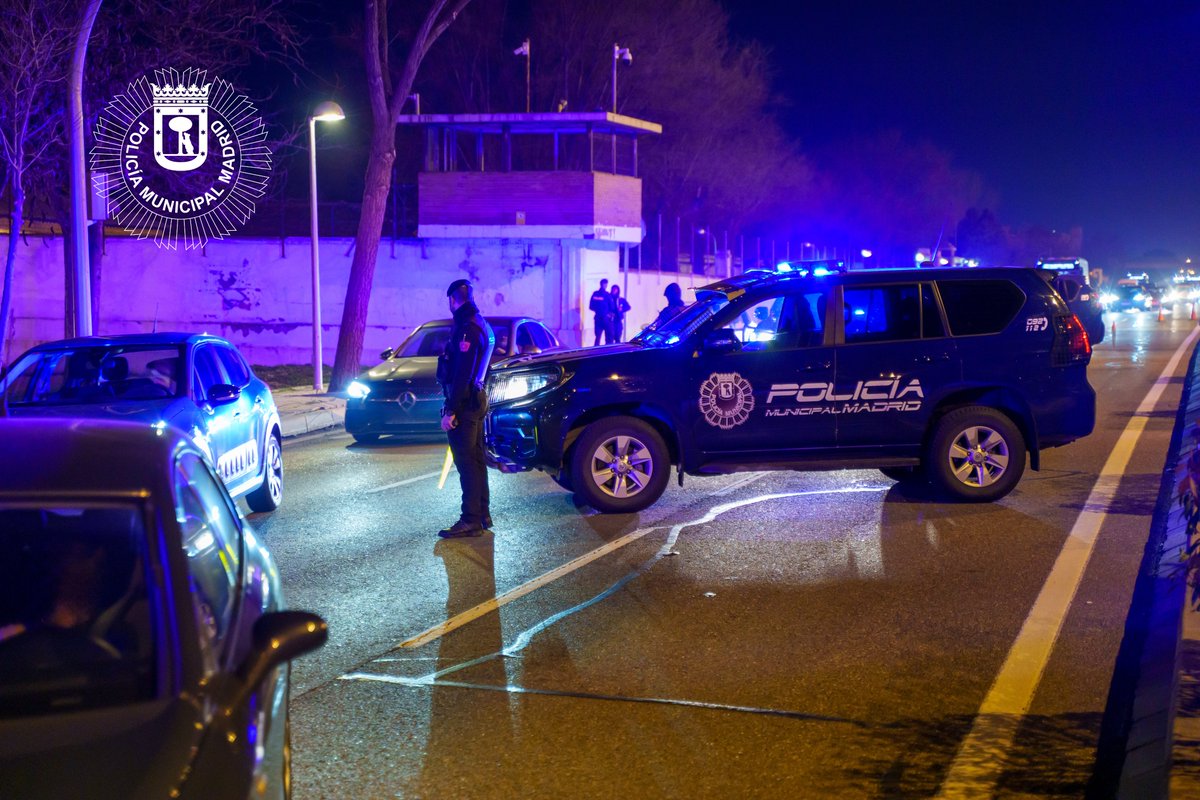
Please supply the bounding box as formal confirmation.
[937,325,1200,798]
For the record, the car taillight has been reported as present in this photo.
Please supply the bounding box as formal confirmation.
[1051,313,1091,366]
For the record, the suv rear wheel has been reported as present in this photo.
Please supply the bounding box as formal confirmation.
[928,406,1025,502]
[570,416,670,513]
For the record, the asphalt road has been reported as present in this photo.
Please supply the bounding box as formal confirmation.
[253,310,1198,799]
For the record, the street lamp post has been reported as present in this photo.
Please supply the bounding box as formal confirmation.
[612,44,632,114]
[308,101,345,393]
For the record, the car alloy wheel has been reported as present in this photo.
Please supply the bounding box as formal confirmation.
[928,405,1025,502]
[247,432,284,512]
[947,425,1009,488]
[590,434,654,499]
[569,415,671,513]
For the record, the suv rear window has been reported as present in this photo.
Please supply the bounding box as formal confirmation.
[936,280,1025,336]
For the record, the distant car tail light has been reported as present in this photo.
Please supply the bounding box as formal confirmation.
[1052,314,1091,366]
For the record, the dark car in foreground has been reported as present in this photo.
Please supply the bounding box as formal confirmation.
[345,316,561,442]
[0,419,327,799]
[486,266,1095,512]
[0,333,284,511]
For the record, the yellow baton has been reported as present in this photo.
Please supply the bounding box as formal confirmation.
[437,446,453,490]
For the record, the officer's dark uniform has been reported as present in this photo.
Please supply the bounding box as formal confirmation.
[590,283,613,345]
[437,295,495,533]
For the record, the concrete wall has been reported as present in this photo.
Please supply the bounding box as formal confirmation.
[2,233,624,366]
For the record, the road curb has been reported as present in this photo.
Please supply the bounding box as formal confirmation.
[280,409,344,439]
[1090,336,1200,799]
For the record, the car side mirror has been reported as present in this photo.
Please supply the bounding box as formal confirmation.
[207,383,241,406]
[380,348,394,361]
[703,329,741,353]
[232,611,328,708]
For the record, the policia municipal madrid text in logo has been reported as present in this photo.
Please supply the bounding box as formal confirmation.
[699,372,755,430]
[91,67,271,249]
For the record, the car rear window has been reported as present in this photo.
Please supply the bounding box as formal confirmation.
[0,505,157,718]
[1,346,183,405]
[936,280,1026,336]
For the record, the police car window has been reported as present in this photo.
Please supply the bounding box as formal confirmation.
[516,323,535,350]
[173,453,241,672]
[215,346,250,387]
[936,280,1025,336]
[401,325,452,358]
[0,354,38,404]
[844,285,922,344]
[715,292,824,351]
[0,504,159,718]
[922,284,946,339]
[193,346,227,400]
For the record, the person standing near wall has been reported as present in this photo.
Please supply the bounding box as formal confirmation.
[436,279,496,538]
[610,285,631,342]
[590,278,614,345]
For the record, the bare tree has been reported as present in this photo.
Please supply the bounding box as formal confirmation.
[0,0,74,361]
[329,0,472,391]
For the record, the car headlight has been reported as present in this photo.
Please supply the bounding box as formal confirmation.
[1100,293,1118,305]
[488,368,561,404]
[347,380,371,399]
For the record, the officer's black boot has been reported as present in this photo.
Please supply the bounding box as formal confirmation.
[438,519,483,538]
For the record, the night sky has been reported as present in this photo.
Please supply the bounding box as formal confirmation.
[725,1,1200,261]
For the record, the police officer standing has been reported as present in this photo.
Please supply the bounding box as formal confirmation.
[589,278,614,345]
[437,279,496,538]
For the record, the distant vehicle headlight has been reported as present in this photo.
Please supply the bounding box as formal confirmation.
[1133,292,1145,301]
[488,368,561,403]
[347,380,371,399]
[1099,292,1118,305]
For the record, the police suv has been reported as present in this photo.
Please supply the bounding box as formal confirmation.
[485,266,1095,513]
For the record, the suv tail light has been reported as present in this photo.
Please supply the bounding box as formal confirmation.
[1051,313,1091,366]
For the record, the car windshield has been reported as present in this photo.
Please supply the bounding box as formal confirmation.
[396,325,452,358]
[0,504,158,718]
[1,346,184,405]
[635,290,730,346]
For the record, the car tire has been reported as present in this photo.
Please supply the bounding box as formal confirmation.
[352,432,380,444]
[247,431,284,512]
[879,465,924,483]
[570,416,670,513]
[928,406,1025,502]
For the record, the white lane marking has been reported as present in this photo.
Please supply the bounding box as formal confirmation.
[365,471,442,495]
[937,325,1200,798]
[397,480,880,652]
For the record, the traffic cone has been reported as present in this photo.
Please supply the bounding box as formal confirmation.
[1111,319,1117,343]
[1191,303,1196,321]
[1158,305,1165,322]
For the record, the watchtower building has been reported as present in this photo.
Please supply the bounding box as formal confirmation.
[397,112,661,345]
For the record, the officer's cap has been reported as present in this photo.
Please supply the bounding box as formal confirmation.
[446,279,472,298]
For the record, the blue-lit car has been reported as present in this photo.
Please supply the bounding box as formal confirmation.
[487,266,1096,512]
[0,418,327,799]
[0,333,284,512]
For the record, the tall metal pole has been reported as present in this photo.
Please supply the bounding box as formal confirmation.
[525,42,531,113]
[612,44,618,114]
[69,0,103,337]
[308,117,323,392]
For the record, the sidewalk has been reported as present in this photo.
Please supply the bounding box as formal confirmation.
[272,386,346,438]
[1098,336,1200,798]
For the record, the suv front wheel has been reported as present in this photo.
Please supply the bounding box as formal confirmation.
[928,406,1026,502]
[570,416,670,513]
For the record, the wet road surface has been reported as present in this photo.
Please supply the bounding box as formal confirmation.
[252,311,1198,799]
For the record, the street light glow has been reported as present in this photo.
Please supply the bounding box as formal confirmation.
[312,101,345,122]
